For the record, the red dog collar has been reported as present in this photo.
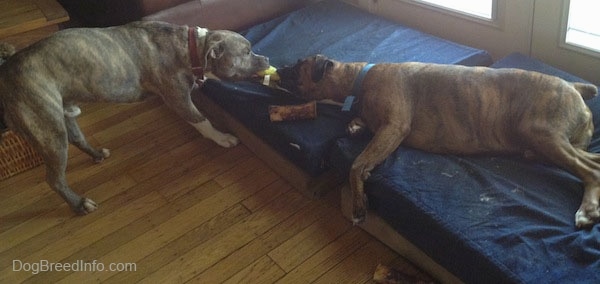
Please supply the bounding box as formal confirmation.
[188,27,205,86]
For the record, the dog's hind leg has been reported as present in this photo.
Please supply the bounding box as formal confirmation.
[530,136,600,228]
[14,109,98,214]
[582,151,600,163]
[64,106,110,163]
[44,150,98,214]
[570,150,600,228]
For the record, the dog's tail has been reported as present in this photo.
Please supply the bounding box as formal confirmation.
[573,82,598,100]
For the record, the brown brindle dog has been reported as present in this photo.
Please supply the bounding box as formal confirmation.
[277,54,599,228]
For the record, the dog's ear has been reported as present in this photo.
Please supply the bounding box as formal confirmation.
[205,32,225,60]
[311,56,334,82]
[207,42,225,60]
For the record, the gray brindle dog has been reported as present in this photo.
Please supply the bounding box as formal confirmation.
[278,54,600,228]
[0,21,269,214]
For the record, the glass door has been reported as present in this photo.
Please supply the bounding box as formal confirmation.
[531,0,600,84]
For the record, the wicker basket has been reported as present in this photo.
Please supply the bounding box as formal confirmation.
[0,130,44,180]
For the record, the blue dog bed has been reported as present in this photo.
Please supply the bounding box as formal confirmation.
[330,53,600,283]
[200,0,492,177]
[195,0,600,281]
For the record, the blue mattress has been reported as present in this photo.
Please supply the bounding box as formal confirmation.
[200,0,492,176]
[330,53,600,283]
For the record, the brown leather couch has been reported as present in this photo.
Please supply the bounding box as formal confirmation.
[59,0,314,31]
[58,0,187,26]
[145,0,314,31]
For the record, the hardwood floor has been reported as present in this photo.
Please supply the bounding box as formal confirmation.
[0,97,430,283]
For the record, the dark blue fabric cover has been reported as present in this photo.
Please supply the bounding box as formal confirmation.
[202,80,354,176]
[200,0,492,176]
[330,53,600,283]
[242,0,493,67]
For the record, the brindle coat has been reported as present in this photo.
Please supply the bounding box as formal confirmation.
[278,54,599,228]
[0,21,269,214]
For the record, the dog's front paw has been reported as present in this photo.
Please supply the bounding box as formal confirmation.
[76,198,98,215]
[215,133,239,148]
[575,203,600,228]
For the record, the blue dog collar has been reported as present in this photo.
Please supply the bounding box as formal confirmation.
[342,63,375,111]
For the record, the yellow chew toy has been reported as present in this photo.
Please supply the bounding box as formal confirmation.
[257,66,280,81]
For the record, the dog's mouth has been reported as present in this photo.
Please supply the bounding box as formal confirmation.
[217,66,270,82]
[212,54,270,82]
[276,66,301,94]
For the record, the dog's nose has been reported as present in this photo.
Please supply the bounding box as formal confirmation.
[276,66,298,82]
[276,69,286,81]
[252,55,269,69]
[276,66,289,78]
[258,55,269,67]
[276,66,300,94]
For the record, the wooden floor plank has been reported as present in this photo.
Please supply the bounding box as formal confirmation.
[0,164,45,196]
[241,178,294,212]
[104,204,251,284]
[52,180,228,283]
[0,181,51,218]
[92,103,177,146]
[0,101,433,283]
[0,175,136,254]
[189,197,332,283]
[139,187,308,283]
[268,210,352,272]
[0,179,163,271]
[214,156,264,188]
[156,144,252,201]
[313,240,399,284]
[223,255,286,284]
[127,138,216,183]
[0,191,166,283]
[275,227,372,283]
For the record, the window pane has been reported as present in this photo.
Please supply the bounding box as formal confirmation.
[566,0,600,53]
[416,0,493,19]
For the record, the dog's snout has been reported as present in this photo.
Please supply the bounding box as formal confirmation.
[276,66,296,81]
[276,66,301,94]
[254,54,269,69]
